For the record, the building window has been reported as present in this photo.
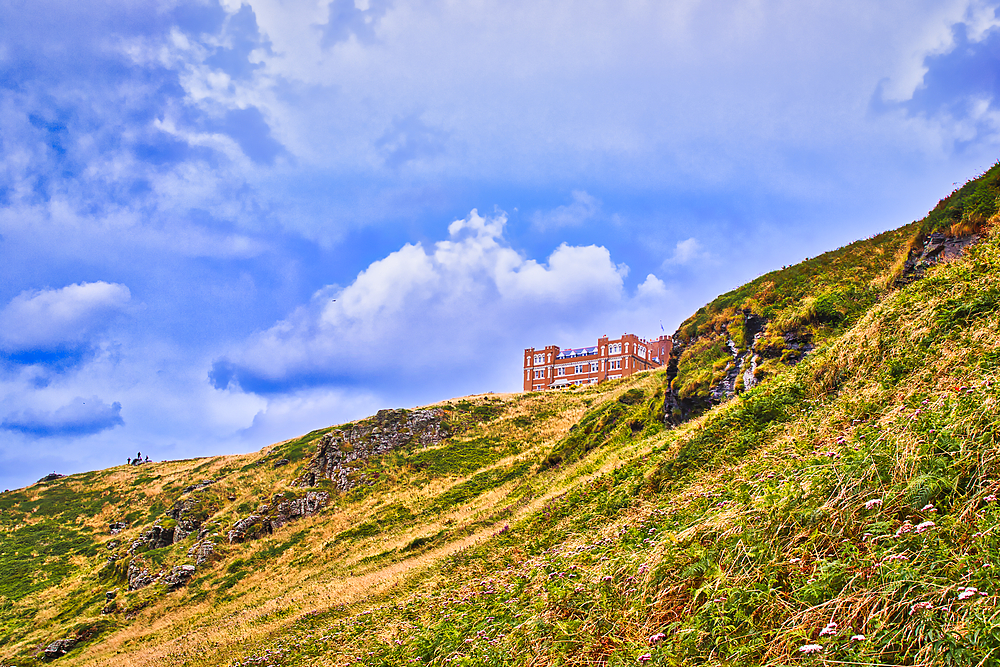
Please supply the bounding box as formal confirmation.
[575,364,583,374]
[590,361,599,372]
[558,367,565,376]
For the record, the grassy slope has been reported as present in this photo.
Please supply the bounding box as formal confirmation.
[0,377,669,666]
[670,161,1000,409]
[4,166,1000,666]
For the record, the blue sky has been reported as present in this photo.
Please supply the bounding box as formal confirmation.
[2,0,1000,490]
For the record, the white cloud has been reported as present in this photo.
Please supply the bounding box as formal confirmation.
[1,396,123,438]
[636,273,670,300]
[531,190,601,230]
[664,237,709,266]
[236,386,383,448]
[216,209,672,393]
[0,282,131,352]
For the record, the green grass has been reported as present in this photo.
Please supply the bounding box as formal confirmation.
[426,462,532,514]
[0,521,95,602]
[406,436,514,477]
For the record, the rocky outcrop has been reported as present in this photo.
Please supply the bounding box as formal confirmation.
[663,311,812,425]
[296,408,450,490]
[182,479,214,493]
[127,524,175,554]
[167,497,205,543]
[187,538,216,565]
[102,590,118,615]
[41,638,76,659]
[108,521,127,534]
[227,514,264,544]
[124,555,200,591]
[126,560,198,591]
[127,561,156,590]
[709,312,768,403]
[162,565,197,589]
[897,231,983,285]
[227,491,329,543]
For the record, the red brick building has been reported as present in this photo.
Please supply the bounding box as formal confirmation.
[523,333,672,391]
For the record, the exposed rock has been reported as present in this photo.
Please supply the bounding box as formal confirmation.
[663,310,811,425]
[102,589,119,613]
[296,408,449,490]
[128,523,174,554]
[228,491,329,543]
[127,561,155,591]
[38,472,64,483]
[709,312,768,403]
[187,538,216,565]
[106,540,119,550]
[779,331,814,365]
[272,458,290,468]
[182,479,214,494]
[163,487,220,544]
[269,491,329,531]
[167,499,200,542]
[42,638,76,659]
[126,559,197,591]
[227,514,265,544]
[897,232,982,286]
[162,565,197,589]
[109,521,127,534]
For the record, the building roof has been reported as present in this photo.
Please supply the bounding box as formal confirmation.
[555,346,598,359]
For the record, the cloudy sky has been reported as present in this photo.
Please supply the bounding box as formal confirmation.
[2,0,999,490]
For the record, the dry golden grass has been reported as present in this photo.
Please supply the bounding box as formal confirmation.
[6,372,667,667]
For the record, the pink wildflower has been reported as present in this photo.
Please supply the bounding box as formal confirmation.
[957,587,979,600]
[915,521,936,534]
[921,504,936,512]
[910,601,933,615]
[648,633,666,645]
[638,654,652,663]
[895,521,913,536]
[985,494,997,503]
[865,498,883,510]
[799,644,823,654]
[850,634,866,642]
[819,621,838,637]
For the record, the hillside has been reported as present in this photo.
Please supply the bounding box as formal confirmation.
[3,165,1000,666]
